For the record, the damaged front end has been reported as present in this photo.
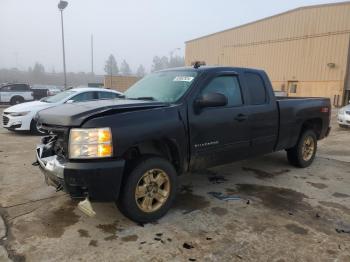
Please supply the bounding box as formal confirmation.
[34,134,67,192]
[34,128,126,201]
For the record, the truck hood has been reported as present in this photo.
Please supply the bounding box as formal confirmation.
[37,99,169,127]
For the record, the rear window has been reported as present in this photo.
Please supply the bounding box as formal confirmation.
[245,72,267,105]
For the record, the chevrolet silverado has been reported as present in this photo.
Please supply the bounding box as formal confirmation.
[34,66,331,223]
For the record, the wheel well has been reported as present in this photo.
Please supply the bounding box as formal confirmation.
[11,95,24,101]
[301,118,322,139]
[123,140,182,174]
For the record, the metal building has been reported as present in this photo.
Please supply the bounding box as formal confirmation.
[185,1,350,106]
[104,75,140,92]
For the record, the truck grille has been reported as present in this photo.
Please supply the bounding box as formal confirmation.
[2,116,9,125]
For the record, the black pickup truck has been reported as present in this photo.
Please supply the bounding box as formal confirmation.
[35,66,331,223]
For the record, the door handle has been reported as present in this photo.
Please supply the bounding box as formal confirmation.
[234,113,247,122]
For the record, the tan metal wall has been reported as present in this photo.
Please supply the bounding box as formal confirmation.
[185,2,350,105]
[104,75,141,92]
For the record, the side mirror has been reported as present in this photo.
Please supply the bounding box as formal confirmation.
[195,92,228,111]
[66,99,74,104]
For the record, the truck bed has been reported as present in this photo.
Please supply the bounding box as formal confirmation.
[275,96,331,151]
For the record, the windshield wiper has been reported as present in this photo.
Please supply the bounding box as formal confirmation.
[128,96,156,101]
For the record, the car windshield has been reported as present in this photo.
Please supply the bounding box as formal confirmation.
[41,90,76,103]
[124,70,198,103]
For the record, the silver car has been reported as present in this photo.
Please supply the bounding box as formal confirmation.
[338,104,350,128]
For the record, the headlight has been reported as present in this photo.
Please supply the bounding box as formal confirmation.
[9,111,30,117]
[69,127,113,159]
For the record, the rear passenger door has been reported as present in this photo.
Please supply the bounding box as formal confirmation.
[243,72,279,156]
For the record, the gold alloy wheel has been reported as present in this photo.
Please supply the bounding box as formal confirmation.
[302,136,315,161]
[135,169,171,213]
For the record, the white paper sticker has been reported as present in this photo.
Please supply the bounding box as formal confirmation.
[173,76,194,82]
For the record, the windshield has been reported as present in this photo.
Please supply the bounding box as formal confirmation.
[124,70,198,103]
[42,90,76,103]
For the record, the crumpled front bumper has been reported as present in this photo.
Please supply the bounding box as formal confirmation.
[36,145,65,190]
[35,143,126,201]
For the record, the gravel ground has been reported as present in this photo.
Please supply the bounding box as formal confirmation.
[0,108,349,262]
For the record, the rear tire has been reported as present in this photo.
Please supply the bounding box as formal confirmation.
[287,130,317,168]
[10,96,24,105]
[118,156,178,223]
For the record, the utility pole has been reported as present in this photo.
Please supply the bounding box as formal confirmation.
[58,1,68,89]
[91,34,94,75]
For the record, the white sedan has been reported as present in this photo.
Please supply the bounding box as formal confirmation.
[338,104,350,128]
[2,87,123,133]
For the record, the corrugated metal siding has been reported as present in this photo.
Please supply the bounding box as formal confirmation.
[104,76,140,92]
[185,2,350,83]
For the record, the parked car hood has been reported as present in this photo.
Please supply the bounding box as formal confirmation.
[4,100,56,113]
[37,99,169,127]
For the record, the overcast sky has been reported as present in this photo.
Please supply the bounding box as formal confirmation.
[0,0,345,74]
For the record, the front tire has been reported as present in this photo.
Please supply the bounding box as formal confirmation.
[30,119,47,135]
[118,156,178,223]
[287,129,317,168]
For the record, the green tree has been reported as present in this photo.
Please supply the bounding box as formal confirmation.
[151,56,169,72]
[104,54,119,76]
[32,62,45,74]
[136,64,146,77]
[168,55,185,68]
[120,60,132,75]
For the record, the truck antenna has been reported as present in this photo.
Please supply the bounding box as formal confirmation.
[192,61,206,69]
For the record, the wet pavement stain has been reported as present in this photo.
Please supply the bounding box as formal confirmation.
[318,201,350,215]
[228,184,308,212]
[121,234,138,242]
[96,221,123,241]
[327,250,337,255]
[208,175,228,184]
[173,185,210,214]
[242,167,290,179]
[227,184,340,235]
[78,229,90,238]
[104,235,118,241]
[211,207,228,216]
[173,191,210,214]
[319,177,329,181]
[306,182,328,189]
[332,192,350,198]
[89,240,98,247]
[37,201,80,238]
[12,200,80,240]
[96,221,120,234]
[285,224,308,235]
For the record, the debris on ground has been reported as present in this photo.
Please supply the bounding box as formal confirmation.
[208,175,228,184]
[335,221,350,234]
[208,192,241,201]
[242,167,290,179]
[183,242,194,249]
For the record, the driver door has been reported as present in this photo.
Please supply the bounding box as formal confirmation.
[188,75,250,170]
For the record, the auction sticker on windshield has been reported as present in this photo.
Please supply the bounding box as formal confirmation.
[173,76,194,82]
